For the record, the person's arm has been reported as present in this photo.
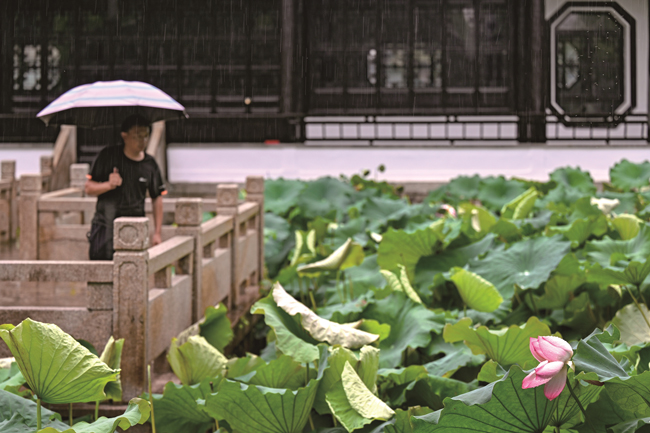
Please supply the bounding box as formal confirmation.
[85,167,122,196]
[152,195,163,245]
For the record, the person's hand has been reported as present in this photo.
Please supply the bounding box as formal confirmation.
[108,167,122,189]
[152,232,162,246]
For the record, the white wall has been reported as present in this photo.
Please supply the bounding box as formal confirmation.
[167,144,650,184]
[0,145,53,178]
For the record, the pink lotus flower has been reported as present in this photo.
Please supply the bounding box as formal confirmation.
[440,204,457,218]
[522,336,575,400]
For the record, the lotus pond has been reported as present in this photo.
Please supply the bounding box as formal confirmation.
[5,159,650,432]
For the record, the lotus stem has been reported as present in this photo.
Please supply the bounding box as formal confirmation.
[348,273,354,300]
[215,419,220,432]
[309,290,317,309]
[37,398,41,431]
[69,403,73,426]
[626,286,650,331]
[565,377,587,421]
[335,270,344,303]
[305,363,310,386]
[309,414,315,431]
[527,291,540,317]
[332,415,338,426]
[298,277,306,305]
[95,401,99,421]
[148,364,156,433]
[638,284,648,308]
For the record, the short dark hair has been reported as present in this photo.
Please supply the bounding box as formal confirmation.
[120,114,151,133]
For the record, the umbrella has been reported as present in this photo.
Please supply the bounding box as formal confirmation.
[36,80,188,128]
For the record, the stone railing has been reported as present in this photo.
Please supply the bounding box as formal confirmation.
[1,178,265,400]
[0,161,17,242]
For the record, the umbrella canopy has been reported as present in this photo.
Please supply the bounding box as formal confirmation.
[36,80,188,128]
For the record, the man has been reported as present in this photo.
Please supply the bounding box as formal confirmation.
[86,114,166,259]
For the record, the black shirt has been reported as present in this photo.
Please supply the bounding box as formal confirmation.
[89,144,166,220]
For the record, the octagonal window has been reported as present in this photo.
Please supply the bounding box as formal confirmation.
[550,4,635,124]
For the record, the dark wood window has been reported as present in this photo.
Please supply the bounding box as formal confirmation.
[6,0,281,115]
[555,12,625,118]
[308,0,514,114]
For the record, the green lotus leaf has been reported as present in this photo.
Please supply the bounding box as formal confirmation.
[40,398,150,433]
[469,235,571,299]
[326,362,394,431]
[467,205,497,233]
[0,361,26,396]
[245,355,308,390]
[423,343,485,378]
[199,303,233,353]
[148,380,217,433]
[362,293,448,368]
[477,176,527,212]
[264,178,305,215]
[608,418,650,433]
[411,367,596,433]
[204,371,321,433]
[99,336,124,402]
[525,272,585,311]
[585,225,650,267]
[314,346,379,415]
[611,303,650,346]
[442,316,551,369]
[587,259,650,287]
[290,230,316,267]
[610,159,650,191]
[296,177,358,220]
[550,166,597,194]
[167,335,228,386]
[414,234,494,290]
[490,218,523,242]
[265,212,294,278]
[613,214,643,240]
[547,213,608,247]
[448,267,503,312]
[272,283,379,349]
[0,388,69,432]
[501,187,537,219]
[377,227,445,281]
[0,319,119,404]
[381,265,423,304]
[251,290,321,363]
[297,238,363,275]
[361,196,413,232]
[225,354,266,379]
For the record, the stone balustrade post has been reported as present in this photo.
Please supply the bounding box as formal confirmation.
[1,161,16,242]
[19,174,42,259]
[112,217,150,401]
[216,184,240,310]
[69,163,90,193]
[245,176,265,283]
[175,198,203,322]
[40,156,53,192]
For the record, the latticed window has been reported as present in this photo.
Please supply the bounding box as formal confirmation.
[7,0,281,115]
[308,0,514,114]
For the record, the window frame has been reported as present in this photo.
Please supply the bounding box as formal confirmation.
[306,0,516,115]
[548,2,636,126]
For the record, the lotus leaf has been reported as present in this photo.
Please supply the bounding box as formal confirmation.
[468,235,570,299]
[585,225,650,267]
[362,293,448,368]
[199,303,233,352]
[613,214,643,240]
[442,316,551,369]
[264,179,305,215]
[611,303,650,346]
[326,362,394,431]
[204,371,321,433]
[297,238,363,275]
[380,265,423,304]
[448,267,503,312]
[501,187,537,219]
[0,388,69,432]
[148,380,217,433]
[314,346,379,415]
[167,335,228,386]
[377,227,444,281]
[0,319,119,404]
[272,283,379,349]
[477,176,527,211]
[99,336,124,402]
[610,159,650,191]
[40,398,150,433]
[411,367,597,433]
